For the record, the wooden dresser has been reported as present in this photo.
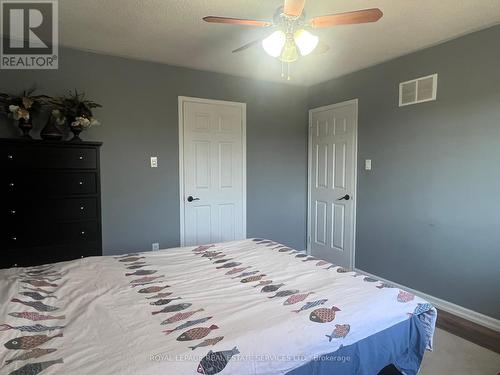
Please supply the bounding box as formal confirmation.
[0,138,103,269]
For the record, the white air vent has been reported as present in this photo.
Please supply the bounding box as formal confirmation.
[399,74,438,107]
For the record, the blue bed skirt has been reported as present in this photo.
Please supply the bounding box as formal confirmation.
[287,315,427,375]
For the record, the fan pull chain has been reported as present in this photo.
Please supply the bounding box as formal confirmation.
[287,62,291,81]
[281,60,285,78]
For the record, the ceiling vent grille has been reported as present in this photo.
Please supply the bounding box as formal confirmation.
[399,74,438,107]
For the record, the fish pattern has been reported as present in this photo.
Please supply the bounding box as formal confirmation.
[295,253,308,258]
[146,292,173,300]
[278,248,293,252]
[22,287,54,294]
[163,317,213,335]
[261,283,284,293]
[193,245,215,253]
[363,277,378,283]
[216,262,241,269]
[253,280,272,288]
[4,333,63,350]
[188,336,224,351]
[309,306,341,323]
[20,280,57,288]
[177,324,219,341]
[7,358,63,375]
[149,297,182,306]
[10,299,58,312]
[283,292,314,305]
[138,285,169,294]
[197,347,239,375]
[19,292,56,301]
[240,274,266,283]
[376,283,395,289]
[152,303,192,315]
[126,265,147,270]
[202,252,222,258]
[397,290,415,303]
[231,271,259,279]
[130,275,165,284]
[326,324,350,341]
[213,258,232,264]
[225,266,251,275]
[316,261,329,267]
[302,257,317,262]
[8,312,65,321]
[119,256,145,262]
[4,348,57,365]
[292,299,328,313]
[0,324,65,332]
[161,309,204,325]
[268,289,299,299]
[125,270,157,276]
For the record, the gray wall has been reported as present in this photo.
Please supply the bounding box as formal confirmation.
[0,45,309,254]
[309,25,500,319]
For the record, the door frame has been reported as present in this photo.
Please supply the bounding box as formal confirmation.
[178,96,247,247]
[306,98,359,268]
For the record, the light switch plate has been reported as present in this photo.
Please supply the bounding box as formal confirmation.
[365,159,372,171]
[150,157,158,168]
[152,243,160,251]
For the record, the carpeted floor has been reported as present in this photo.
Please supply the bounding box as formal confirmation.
[420,328,500,374]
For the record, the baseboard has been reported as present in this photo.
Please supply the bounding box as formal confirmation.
[354,268,500,333]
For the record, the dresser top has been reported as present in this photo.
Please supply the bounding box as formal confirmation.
[0,138,102,147]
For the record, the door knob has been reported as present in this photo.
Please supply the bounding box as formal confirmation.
[187,196,200,202]
[337,194,351,201]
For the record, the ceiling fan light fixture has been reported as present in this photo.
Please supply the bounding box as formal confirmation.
[280,38,299,63]
[262,30,286,57]
[294,29,319,56]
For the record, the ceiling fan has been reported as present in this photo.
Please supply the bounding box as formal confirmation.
[203,0,383,80]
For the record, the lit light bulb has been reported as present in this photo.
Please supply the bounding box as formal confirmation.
[262,31,286,57]
[294,29,319,56]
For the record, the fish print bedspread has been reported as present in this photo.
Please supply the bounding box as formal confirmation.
[0,239,437,375]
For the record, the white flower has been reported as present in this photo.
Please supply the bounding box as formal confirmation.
[9,105,19,113]
[89,118,100,127]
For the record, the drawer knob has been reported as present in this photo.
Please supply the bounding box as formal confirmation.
[10,210,16,215]
[9,182,15,187]
[7,155,13,160]
[81,231,86,235]
[80,206,85,211]
[79,181,84,185]
[11,236,17,241]
[79,156,84,160]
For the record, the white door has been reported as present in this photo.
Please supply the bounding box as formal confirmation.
[308,100,358,268]
[179,97,246,246]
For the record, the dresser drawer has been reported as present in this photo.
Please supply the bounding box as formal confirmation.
[2,172,97,196]
[2,198,98,222]
[1,242,101,269]
[1,220,100,250]
[1,145,97,170]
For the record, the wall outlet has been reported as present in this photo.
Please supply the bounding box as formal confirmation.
[150,157,158,168]
[152,243,160,251]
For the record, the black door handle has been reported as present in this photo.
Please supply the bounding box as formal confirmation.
[337,194,350,201]
[187,196,200,202]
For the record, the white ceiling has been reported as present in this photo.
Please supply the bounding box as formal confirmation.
[58,0,500,86]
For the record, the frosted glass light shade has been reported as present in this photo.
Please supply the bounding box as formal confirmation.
[262,31,286,57]
[294,29,319,56]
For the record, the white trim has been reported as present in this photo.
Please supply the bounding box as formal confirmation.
[178,96,247,247]
[355,267,500,332]
[307,99,359,269]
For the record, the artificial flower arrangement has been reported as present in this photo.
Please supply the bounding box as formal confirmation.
[0,89,50,137]
[50,90,102,141]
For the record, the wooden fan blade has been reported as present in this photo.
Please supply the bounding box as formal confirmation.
[203,16,272,27]
[309,8,383,28]
[284,0,306,17]
[232,38,264,53]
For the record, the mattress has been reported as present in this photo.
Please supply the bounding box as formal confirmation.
[0,239,436,374]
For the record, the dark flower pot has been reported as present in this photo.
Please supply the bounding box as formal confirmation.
[70,126,83,142]
[41,116,63,141]
[18,118,33,138]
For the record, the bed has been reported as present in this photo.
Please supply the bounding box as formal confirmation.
[0,239,436,375]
